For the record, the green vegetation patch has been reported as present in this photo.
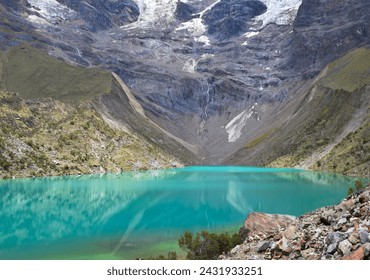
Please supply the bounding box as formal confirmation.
[178,230,240,260]
[319,47,370,92]
[244,128,276,150]
[316,113,370,178]
[1,45,112,102]
[0,91,177,179]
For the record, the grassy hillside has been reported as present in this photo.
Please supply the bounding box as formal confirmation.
[318,47,370,92]
[0,91,179,179]
[0,45,112,101]
[314,112,369,177]
[0,45,188,179]
[225,47,370,178]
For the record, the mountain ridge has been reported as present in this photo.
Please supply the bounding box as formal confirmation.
[0,0,369,177]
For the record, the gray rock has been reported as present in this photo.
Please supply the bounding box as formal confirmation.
[337,218,347,226]
[327,243,338,254]
[325,232,348,245]
[341,212,351,219]
[346,227,355,234]
[364,243,370,257]
[313,228,323,239]
[358,230,370,244]
[256,241,270,252]
[230,245,240,254]
[338,240,352,256]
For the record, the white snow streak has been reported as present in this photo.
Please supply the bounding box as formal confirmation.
[27,15,50,25]
[245,31,260,38]
[225,104,258,143]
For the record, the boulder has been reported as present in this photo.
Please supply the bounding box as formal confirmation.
[358,192,369,203]
[327,243,338,254]
[338,240,352,256]
[338,199,355,212]
[341,246,365,260]
[283,225,298,239]
[320,209,335,225]
[325,232,348,245]
[277,236,292,255]
[256,241,270,252]
[348,233,360,245]
[337,218,347,226]
[358,230,370,244]
[239,212,297,241]
[364,243,370,257]
[301,248,316,259]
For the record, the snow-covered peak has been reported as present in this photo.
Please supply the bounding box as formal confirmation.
[27,0,75,22]
[254,0,302,28]
[126,0,178,28]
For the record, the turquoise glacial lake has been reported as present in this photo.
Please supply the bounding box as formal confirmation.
[0,166,358,259]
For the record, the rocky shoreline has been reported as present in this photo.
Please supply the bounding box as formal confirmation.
[221,186,370,260]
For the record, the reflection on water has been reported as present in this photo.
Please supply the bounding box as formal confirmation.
[0,166,358,259]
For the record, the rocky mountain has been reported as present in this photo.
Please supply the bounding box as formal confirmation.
[0,0,369,176]
[221,185,370,260]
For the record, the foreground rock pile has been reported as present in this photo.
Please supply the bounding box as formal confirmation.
[221,187,370,260]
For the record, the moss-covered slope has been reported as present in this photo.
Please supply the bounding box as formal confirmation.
[0,45,189,179]
[0,91,179,179]
[0,45,111,101]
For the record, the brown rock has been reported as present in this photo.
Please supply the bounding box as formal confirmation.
[341,246,365,260]
[277,236,292,255]
[358,193,369,204]
[307,254,321,260]
[301,248,316,259]
[339,199,355,212]
[239,212,296,241]
[348,233,360,245]
[283,225,298,239]
[273,250,282,259]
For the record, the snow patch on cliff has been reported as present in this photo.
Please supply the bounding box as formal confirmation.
[255,0,302,28]
[183,58,198,73]
[226,104,259,143]
[27,15,50,25]
[176,0,221,45]
[27,0,75,22]
[128,0,178,28]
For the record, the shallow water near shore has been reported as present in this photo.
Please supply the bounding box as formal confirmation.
[0,166,359,259]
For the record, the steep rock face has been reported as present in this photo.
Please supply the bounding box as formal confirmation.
[289,0,370,76]
[56,0,140,30]
[0,0,369,167]
[202,0,267,40]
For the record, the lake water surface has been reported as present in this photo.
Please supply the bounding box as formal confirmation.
[0,166,357,259]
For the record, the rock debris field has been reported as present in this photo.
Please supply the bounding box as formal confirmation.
[221,186,370,260]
